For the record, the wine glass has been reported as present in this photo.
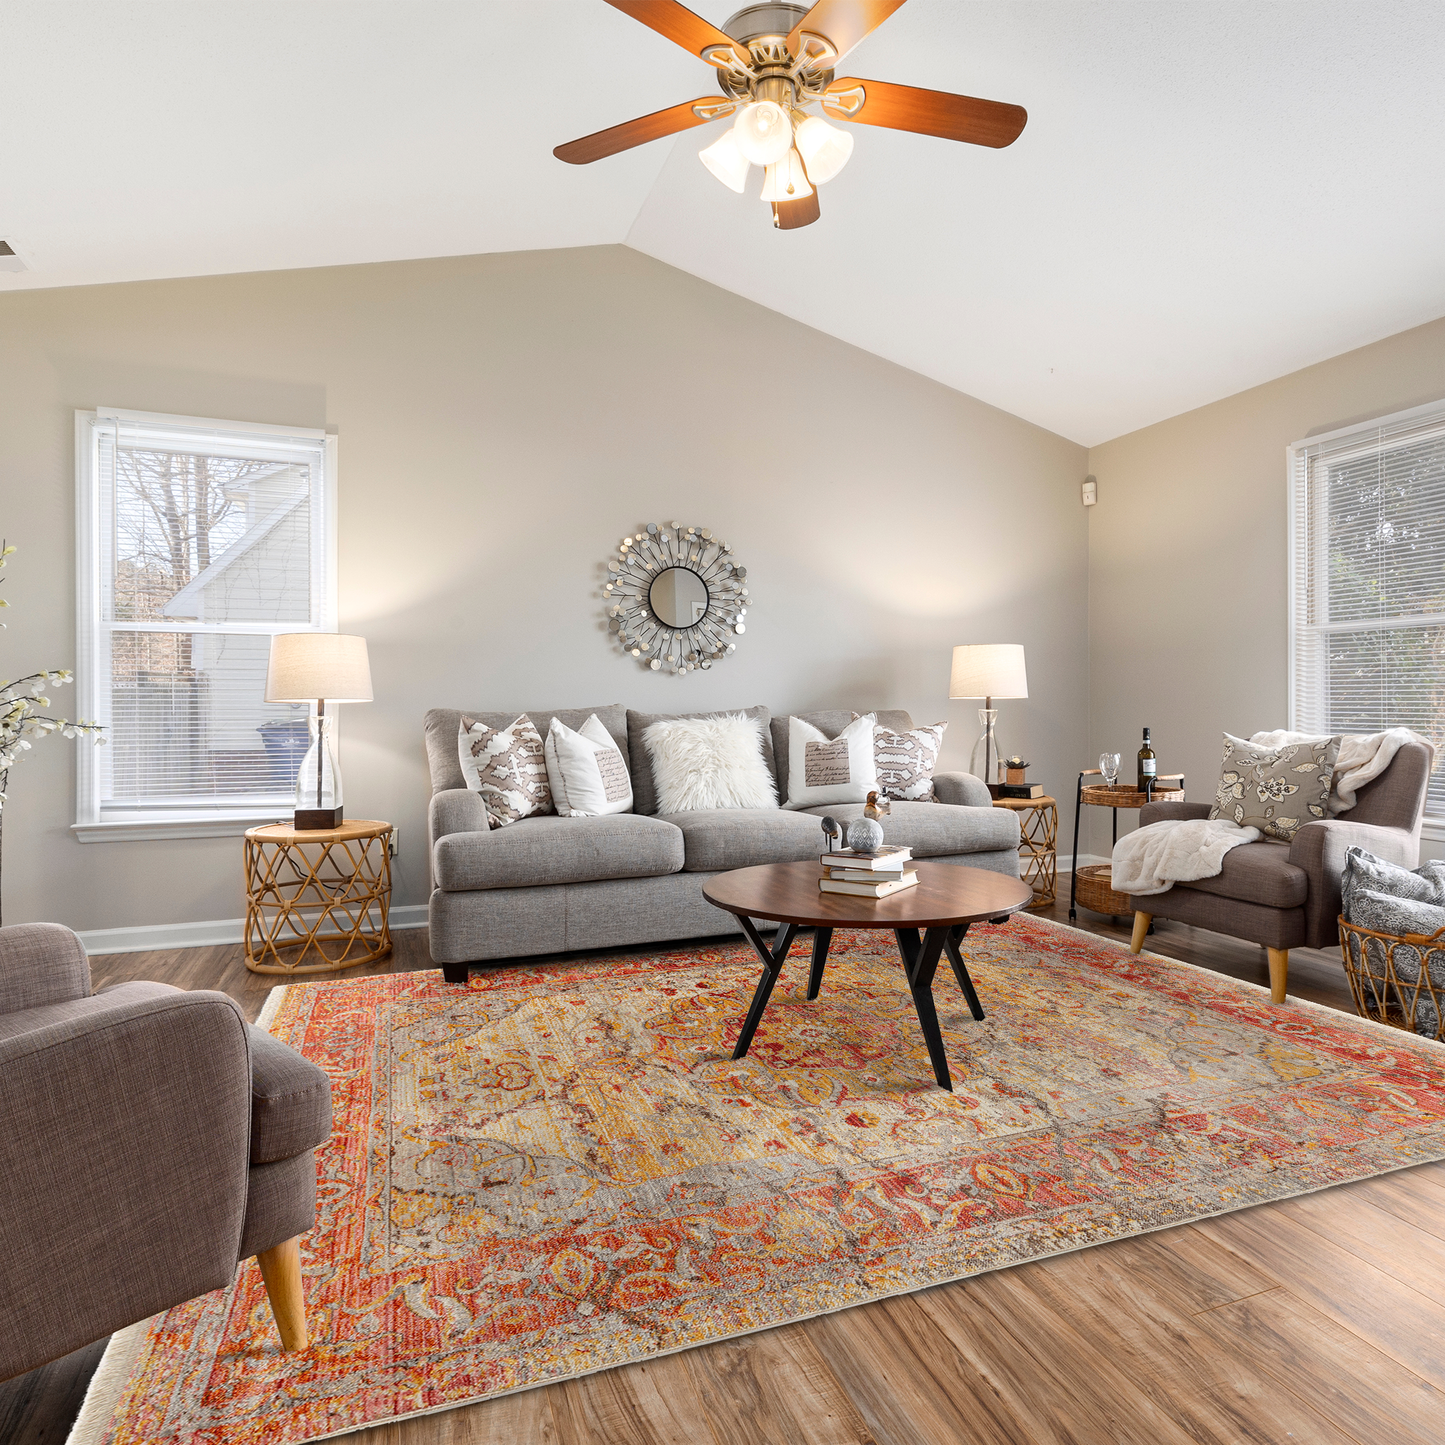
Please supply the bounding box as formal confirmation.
[1099,752,1121,787]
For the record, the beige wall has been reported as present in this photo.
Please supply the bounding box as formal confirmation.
[1085,314,1445,862]
[0,245,1089,933]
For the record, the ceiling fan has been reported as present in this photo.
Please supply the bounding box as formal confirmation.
[554,1,1027,230]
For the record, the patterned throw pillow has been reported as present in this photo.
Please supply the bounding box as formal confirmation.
[783,713,878,809]
[1342,846,1445,921]
[457,714,553,828]
[874,721,946,802]
[1207,732,1340,841]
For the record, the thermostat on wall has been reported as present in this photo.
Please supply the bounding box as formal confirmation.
[1082,475,1097,507]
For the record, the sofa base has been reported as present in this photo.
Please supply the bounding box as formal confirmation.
[430,849,1021,970]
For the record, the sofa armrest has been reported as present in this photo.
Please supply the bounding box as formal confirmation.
[1290,818,1419,951]
[0,986,252,1378]
[429,788,490,848]
[1139,801,1211,826]
[0,922,92,1015]
[933,772,993,808]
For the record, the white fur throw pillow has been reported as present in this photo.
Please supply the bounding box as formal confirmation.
[784,712,878,809]
[458,714,553,828]
[644,713,778,813]
[544,714,633,817]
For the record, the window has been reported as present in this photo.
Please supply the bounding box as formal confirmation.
[75,409,336,841]
[1289,399,1445,830]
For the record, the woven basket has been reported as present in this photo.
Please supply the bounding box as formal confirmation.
[1080,784,1186,808]
[1338,915,1445,1040]
[1074,863,1132,917]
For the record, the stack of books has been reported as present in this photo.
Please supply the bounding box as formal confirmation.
[819,845,918,898]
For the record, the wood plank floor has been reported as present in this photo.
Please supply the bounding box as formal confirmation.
[7,885,1445,1444]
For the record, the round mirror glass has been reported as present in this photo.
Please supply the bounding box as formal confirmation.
[649,567,709,627]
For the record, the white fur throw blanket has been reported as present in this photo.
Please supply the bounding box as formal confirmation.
[1110,819,1260,897]
[1247,728,1436,815]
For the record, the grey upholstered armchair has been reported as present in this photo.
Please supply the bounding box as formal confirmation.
[1128,741,1433,1002]
[0,923,332,1382]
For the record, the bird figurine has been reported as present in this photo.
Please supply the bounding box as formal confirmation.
[820,815,841,853]
[846,791,890,854]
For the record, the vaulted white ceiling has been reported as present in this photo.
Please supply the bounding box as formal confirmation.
[4,1,1445,445]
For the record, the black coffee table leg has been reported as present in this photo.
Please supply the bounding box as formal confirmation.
[893,928,954,1090]
[732,917,800,1060]
[944,924,986,1021]
[807,927,833,1001]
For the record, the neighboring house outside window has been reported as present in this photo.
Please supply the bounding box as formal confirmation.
[1289,399,1445,837]
[74,409,336,841]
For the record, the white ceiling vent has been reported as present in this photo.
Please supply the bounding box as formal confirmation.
[0,241,29,273]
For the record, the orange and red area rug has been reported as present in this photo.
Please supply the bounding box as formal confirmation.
[72,916,1445,1443]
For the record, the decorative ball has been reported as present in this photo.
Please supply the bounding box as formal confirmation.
[846,815,885,854]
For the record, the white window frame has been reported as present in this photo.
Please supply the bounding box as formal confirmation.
[73,407,338,842]
[1287,396,1445,843]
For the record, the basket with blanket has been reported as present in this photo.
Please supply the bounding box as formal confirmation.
[1338,847,1445,1039]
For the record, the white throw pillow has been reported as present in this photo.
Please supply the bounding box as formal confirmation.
[544,714,633,817]
[644,713,778,813]
[784,712,878,809]
[458,714,553,828]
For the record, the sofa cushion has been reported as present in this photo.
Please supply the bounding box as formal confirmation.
[1174,840,1309,909]
[247,1026,332,1165]
[771,709,913,802]
[424,704,629,795]
[628,705,774,815]
[658,808,826,872]
[433,813,684,891]
[802,800,1019,858]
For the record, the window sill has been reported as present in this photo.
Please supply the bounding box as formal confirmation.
[72,811,292,843]
[1423,817,1445,845]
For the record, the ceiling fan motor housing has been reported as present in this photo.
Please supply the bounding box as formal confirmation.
[716,3,835,102]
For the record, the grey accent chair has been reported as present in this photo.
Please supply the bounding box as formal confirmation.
[0,923,332,1382]
[1127,741,1433,1002]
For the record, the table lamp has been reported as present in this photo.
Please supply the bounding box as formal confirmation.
[949,643,1028,796]
[264,633,373,829]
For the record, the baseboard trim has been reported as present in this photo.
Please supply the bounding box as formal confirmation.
[78,903,429,956]
[1059,854,1109,871]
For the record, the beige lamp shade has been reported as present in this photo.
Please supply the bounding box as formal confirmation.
[265,633,373,703]
[949,643,1028,700]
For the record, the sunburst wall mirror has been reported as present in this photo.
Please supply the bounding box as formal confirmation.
[603,522,751,673]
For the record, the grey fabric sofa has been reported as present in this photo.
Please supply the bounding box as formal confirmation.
[0,923,333,1381]
[1127,740,1433,1003]
[426,705,1022,980]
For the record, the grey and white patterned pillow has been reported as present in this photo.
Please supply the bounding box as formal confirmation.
[875,722,947,802]
[1347,887,1445,1038]
[1342,845,1445,921]
[458,714,553,828]
[1208,732,1340,841]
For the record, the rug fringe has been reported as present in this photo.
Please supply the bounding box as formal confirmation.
[65,1315,155,1445]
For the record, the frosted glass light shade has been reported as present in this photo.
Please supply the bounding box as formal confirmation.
[732,101,792,165]
[699,129,750,193]
[794,115,853,184]
[759,148,813,202]
[949,643,1028,699]
[265,633,373,703]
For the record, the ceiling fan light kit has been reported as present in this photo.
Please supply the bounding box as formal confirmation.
[555,0,1027,231]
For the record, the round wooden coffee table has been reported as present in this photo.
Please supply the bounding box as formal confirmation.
[702,860,1033,1091]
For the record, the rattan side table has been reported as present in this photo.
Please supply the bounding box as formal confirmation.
[992,795,1057,908]
[244,820,393,975]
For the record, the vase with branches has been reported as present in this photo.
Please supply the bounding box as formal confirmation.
[1,541,105,924]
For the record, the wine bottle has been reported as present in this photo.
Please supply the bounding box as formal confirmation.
[1137,727,1156,794]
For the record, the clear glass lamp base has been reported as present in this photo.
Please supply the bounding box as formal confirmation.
[968,709,1006,786]
[295,713,344,830]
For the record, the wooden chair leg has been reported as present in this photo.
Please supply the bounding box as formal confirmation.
[1130,912,1152,954]
[1267,948,1289,1004]
[257,1236,308,1351]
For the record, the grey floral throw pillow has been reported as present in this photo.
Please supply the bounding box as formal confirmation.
[1208,732,1340,841]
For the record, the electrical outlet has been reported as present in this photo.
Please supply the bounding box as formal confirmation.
[1082,475,1097,507]
[388,827,399,859]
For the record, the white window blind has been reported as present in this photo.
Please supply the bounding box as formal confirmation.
[1289,400,1445,821]
[75,409,336,837]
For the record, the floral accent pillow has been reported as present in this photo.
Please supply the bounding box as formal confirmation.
[874,722,947,802]
[458,714,553,828]
[1208,732,1340,841]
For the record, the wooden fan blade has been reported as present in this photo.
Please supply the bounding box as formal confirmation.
[554,97,736,165]
[772,188,821,229]
[604,0,751,68]
[823,77,1026,148]
[787,0,907,64]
